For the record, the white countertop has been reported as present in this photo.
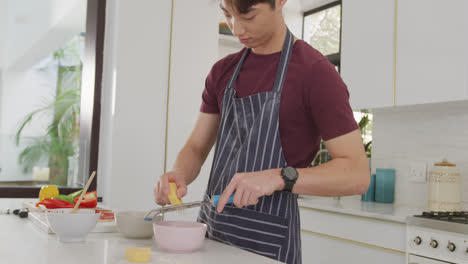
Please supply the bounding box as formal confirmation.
[298,196,425,223]
[0,199,280,264]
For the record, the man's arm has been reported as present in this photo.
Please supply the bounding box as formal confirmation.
[216,129,370,211]
[155,112,220,205]
[292,129,370,196]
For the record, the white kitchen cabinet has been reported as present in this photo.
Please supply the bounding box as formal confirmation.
[340,0,395,110]
[395,0,468,106]
[301,231,406,264]
[300,207,406,264]
[341,0,468,109]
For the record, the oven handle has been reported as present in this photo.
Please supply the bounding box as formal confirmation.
[408,254,456,264]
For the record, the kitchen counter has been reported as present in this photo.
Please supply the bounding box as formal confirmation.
[298,196,425,223]
[0,199,280,264]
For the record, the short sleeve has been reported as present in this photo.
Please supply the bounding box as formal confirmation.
[306,59,358,141]
[200,62,222,114]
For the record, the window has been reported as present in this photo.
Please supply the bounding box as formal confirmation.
[0,0,106,197]
[302,1,342,71]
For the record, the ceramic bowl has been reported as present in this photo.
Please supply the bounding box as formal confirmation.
[116,211,158,239]
[46,208,99,243]
[153,221,207,253]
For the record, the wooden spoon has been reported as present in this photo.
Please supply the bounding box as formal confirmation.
[70,171,96,214]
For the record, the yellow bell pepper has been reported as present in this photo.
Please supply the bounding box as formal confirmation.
[38,185,59,202]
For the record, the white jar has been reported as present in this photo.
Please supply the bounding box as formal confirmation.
[428,159,462,212]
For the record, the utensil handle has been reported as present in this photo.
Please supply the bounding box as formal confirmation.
[70,171,96,213]
[211,194,234,207]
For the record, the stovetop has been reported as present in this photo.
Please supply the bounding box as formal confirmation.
[414,211,468,224]
[407,212,468,263]
[408,211,468,235]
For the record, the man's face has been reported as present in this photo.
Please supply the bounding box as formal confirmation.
[220,0,283,49]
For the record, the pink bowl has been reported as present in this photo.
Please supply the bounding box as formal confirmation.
[153,221,207,253]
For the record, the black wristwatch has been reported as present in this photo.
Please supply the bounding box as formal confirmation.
[281,166,298,192]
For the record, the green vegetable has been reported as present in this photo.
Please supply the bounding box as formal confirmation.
[53,194,74,204]
[68,189,83,199]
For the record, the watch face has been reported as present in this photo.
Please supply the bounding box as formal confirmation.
[283,166,297,180]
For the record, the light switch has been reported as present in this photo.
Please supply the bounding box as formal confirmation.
[409,161,427,183]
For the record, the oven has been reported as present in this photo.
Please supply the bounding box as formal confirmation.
[406,211,468,264]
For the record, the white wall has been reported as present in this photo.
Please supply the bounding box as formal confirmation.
[97,0,172,211]
[0,1,7,70]
[164,0,219,221]
[371,101,468,209]
[284,0,304,38]
[300,0,335,11]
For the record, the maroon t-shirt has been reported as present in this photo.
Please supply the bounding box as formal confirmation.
[200,40,358,168]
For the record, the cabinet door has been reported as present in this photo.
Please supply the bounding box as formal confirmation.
[340,0,395,110]
[301,231,406,264]
[396,0,468,106]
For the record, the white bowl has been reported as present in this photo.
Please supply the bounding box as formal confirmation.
[116,211,159,239]
[46,208,99,243]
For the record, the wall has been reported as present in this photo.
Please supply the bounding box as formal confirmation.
[371,101,468,209]
[300,0,335,11]
[0,1,7,70]
[284,0,304,38]
[97,0,172,211]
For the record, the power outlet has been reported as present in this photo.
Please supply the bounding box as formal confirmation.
[409,161,427,183]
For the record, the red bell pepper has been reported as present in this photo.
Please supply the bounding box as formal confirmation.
[74,191,98,208]
[36,198,74,209]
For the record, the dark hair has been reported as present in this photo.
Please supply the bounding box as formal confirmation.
[224,0,276,14]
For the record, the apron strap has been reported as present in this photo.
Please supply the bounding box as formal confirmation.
[272,29,294,94]
[226,48,250,91]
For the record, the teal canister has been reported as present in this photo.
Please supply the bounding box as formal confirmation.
[361,174,376,201]
[375,168,395,203]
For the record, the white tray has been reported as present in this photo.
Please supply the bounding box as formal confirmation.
[23,201,118,234]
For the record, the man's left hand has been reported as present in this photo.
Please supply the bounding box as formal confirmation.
[216,169,285,213]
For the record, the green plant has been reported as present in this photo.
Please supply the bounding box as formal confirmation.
[15,36,83,185]
[16,87,80,185]
[358,114,372,158]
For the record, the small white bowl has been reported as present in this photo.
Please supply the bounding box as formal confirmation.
[116,211,159,239]
[46,208,99,243]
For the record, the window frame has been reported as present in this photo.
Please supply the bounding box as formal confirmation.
[302,0,342,71]
[0,0,106,198]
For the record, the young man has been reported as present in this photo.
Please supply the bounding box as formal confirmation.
[154,0,370,263]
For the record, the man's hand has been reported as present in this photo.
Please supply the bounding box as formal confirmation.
[216,169,285,213]
[154,171,187,206]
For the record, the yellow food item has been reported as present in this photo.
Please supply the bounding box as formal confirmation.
[38,185,59,202]
[168,182,182,205]
[125,248,151,263]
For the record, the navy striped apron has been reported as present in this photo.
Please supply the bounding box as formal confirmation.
[198,29,301,264]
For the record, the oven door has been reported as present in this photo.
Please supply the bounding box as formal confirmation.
[408,254,456,264]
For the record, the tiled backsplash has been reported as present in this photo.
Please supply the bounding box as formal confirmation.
[371,100,468,210]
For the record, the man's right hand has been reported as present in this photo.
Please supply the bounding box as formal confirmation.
[154,171,187,206]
